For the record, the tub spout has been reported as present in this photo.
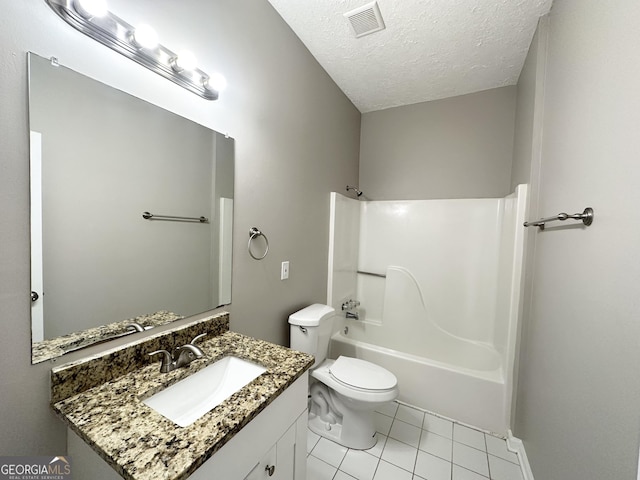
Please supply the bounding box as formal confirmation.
[345,311,359,320]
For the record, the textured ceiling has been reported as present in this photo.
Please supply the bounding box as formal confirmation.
[267,0,553,112]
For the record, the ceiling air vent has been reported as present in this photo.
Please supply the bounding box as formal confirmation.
[344,2,386,38]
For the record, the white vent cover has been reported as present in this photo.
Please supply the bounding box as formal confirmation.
[344,2,386,38]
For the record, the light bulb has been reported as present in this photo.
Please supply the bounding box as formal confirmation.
[204,73,227,92]
[172,50,197,72]
[74,0,108,18]
[131,24,158,49]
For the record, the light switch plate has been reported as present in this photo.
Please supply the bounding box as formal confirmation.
[281,261,290,280]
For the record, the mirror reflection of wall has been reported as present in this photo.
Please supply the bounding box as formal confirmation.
[28,52,234,362]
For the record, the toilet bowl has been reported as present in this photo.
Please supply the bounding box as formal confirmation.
[289,304,399,449]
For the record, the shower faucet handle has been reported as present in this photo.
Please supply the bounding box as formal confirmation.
[341,299,361,311]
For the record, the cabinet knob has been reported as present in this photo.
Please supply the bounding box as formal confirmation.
[265,465,275,476]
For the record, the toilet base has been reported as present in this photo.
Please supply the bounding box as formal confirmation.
[308,409,377,450]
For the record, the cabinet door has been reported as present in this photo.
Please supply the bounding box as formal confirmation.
[274,423,296,479]
[244,445,276,480]
[243,422,298,480]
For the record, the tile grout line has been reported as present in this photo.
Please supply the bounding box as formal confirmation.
[329,428,390,480]
[374,406,399,479]
[385,412,422,478]
[484,432,492,479]
[414,424,425,479]
[369,453,382,480]
[450,422,455,480]
[373,431,390,479]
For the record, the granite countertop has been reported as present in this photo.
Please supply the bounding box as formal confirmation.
[52,327,313,480]
[33,310,184,364]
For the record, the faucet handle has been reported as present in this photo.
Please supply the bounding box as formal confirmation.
[149,349,172,360]
[341,299,361,311]
[190,333,207,345]
[175,343,205,368]
[126,322,145,332]
[148,349,174,373]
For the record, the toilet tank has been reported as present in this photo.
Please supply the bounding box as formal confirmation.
[288,304,335,368]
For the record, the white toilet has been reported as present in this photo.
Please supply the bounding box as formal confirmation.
[289,303,399,450]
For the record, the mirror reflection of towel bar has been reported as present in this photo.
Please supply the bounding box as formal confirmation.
[142,211,209,223]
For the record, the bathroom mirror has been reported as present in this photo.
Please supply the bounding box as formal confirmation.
[28,52,234,363]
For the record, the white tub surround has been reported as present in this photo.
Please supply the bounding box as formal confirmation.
[327,186,528,433]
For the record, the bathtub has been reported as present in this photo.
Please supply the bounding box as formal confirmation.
[329,327,507,434]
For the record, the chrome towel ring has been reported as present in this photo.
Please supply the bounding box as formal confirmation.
[248,227,269,260]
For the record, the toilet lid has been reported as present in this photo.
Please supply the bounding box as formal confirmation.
[329,356,397,390]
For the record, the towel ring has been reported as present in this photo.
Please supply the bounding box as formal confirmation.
[248,227,269,260]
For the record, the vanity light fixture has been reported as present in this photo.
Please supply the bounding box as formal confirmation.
[206,72,228,93]
[74,0,107,19]
[44,0,224,100]
[171,50,197,73]
[130,24,159,50]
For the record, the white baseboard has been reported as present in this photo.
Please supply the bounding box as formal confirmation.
[507,430,534,480]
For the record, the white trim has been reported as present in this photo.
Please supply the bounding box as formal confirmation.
[503,184,529,430]
[30,130,44,342]
[326,192,337,306]
[218,198,233,305]
[507,430,534,480]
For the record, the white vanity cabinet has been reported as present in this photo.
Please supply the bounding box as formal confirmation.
[243,422,296,480]
[68,373,309,480]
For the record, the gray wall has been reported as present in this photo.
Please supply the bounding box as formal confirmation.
[359,86,516,200]
[513,1,640,478]
[510,19,546,193]
[0,0,360,455]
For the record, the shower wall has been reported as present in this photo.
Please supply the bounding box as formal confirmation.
[327,186,528,430]
[358,198,502,343]
[330,189,526,348]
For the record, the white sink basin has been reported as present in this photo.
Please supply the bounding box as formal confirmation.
[143,356,267,427]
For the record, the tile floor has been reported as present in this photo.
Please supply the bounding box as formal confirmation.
[306,402,524,480]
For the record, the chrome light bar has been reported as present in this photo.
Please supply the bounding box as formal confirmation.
[44,0,222,100]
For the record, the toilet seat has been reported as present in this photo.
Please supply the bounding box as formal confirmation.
[311,358,398,404]
[329,356,397,390]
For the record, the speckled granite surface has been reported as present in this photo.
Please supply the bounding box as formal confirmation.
[33,310,184,364]
[51,314,313,480]
[51,313,229,404]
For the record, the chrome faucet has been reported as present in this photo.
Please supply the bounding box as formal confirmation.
[342,299,361,320]
[126,322,145,332]
[345,310,360,320]
[149,333,207,373]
